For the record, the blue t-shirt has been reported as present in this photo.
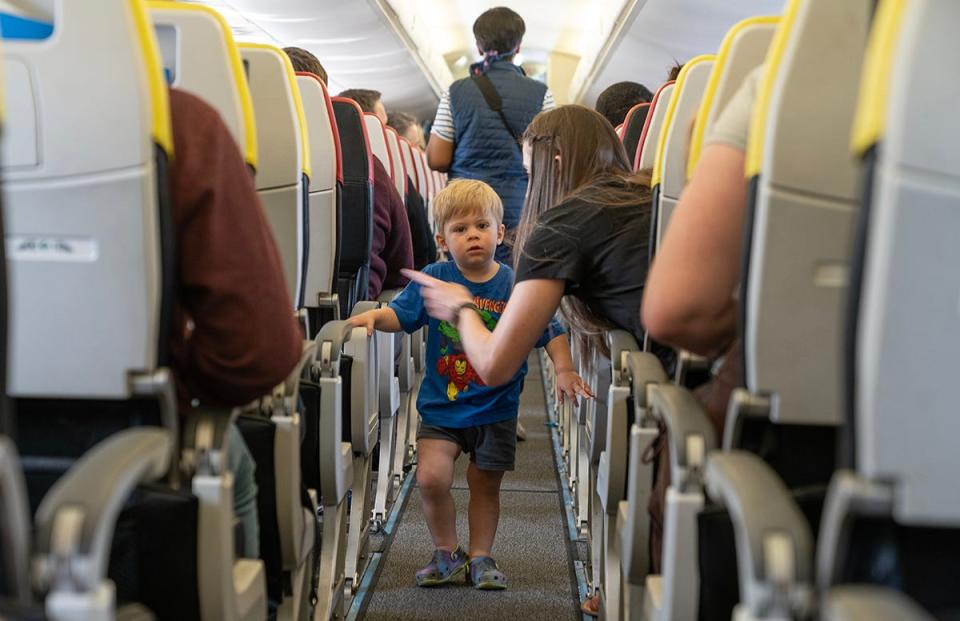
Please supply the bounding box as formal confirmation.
[389,261,564,428]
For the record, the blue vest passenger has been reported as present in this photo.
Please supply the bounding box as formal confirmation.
[448,60,547,232]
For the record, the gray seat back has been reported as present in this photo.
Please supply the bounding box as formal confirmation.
[852,0,960,525]
[239,42,310,309]
[742,0,872,426]
[635,82,674,172]
[298,72,340,308]
[150,2,257,168]
[2,0,172,398]
[651,55,714,249]
[385,127,407,198]
[687,16,778,179]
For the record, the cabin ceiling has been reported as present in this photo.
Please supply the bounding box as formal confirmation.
[582,0,786,107]
[187,0,785,125]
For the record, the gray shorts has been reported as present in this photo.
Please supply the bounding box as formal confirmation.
[417,418,518,471]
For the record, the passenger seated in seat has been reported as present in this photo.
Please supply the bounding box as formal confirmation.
[347,179,586,591]
[338,88,415,298]
[169,89,304,558]
[595,80,654,128]
[283,46,328,85]
[387,110,425,150]
[388,110,438,269]
[639,66,763,577]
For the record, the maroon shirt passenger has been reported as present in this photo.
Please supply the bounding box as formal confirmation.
[167,89,302,408]
[369,157,414,298]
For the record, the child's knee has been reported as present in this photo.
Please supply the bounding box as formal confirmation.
[417,467,452,496]
[468,465,505,493]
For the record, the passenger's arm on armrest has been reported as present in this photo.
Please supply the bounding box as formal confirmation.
[641,143,746,356]
[427,134,454,172]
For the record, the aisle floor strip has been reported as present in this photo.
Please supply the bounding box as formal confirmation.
[345,467,418,621]
[539,354,594,621]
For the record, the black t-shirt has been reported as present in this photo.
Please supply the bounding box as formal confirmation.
[515,189,651,345]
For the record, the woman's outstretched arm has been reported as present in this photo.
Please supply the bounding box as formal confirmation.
[403,270,564,386]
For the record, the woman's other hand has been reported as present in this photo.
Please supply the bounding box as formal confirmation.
[555,370,594,406]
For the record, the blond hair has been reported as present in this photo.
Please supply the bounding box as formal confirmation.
[432,179,504,233]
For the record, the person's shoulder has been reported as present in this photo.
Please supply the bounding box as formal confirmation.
[169,88,223,130]
[540,196,594,226]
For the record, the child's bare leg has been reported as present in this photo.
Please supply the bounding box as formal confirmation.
[466,462,506,557]
[416,438,461,551]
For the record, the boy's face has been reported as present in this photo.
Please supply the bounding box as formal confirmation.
[437,210,505,271]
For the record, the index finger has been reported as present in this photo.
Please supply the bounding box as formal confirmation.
[401,269,444,289]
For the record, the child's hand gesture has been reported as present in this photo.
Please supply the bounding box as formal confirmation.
[555,370,593,407]
[347,311,377,337]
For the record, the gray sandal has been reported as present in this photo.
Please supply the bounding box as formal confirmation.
[469,556,507,590]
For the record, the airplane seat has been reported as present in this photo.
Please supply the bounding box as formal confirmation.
[593,330,670,618]
[636,17,778,621]
[384,127,407,199]
[149,1,258,170]
[298,72,343,333]
[240,42,311,311]
[331,97,375,317]
[621,102,651,165]
[811,1,960,619]
[686,1,877,620]
[335,304,381,593]
[148,13,320,614]
[648,58,715,389]
[412,147,429,208]
[360,112,408,529]
[634,81,675,173]
[1,2,267,619]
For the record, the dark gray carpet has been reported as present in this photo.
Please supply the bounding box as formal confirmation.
[360,357,580,620]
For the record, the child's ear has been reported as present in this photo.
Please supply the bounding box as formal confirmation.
[436,232,448,252]
[496,224,506,245]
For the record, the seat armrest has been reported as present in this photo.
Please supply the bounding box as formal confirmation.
[625,351,668,412]
[674,350,710,385]
[822,586,935,621]
[33,429,172,594]
[377,289,401,303]
[314,320,357,378]
[815,471,893,592]
[0,437,31,604]
[296,308,310,339]
[181,407,238,477]
[351,300,380,316]
[648,384,716,490]
[606,330,640,386]
[705,451,814,619]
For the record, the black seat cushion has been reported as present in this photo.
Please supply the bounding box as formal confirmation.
[236,415,283,604]
[108,485,202,620]
[842,517,960,619]
[697,485,827,621]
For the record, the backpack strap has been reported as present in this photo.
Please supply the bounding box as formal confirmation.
[471,74,523,152]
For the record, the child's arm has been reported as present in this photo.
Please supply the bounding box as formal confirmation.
[347,307,403,336]
[544,335,594,405]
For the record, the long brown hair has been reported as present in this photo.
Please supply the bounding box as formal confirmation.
[515,105,652,365]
